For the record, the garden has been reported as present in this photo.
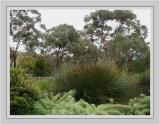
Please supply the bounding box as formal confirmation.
[10,9,150,115]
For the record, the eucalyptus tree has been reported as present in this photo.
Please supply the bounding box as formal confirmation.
[10,10,42,67]
[84,10,149,68]
[107,33,149,68]
[84,10,114,46]
[68,37,101,64]
[43,24,80,72]
[43,24,101,74]
[107,11,149,68]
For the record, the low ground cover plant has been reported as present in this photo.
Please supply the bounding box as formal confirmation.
[33,90,150,115]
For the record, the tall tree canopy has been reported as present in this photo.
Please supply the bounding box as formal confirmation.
[84,10,149,68]
[42,24,101,73]
[10,10,42,67]
[43,24,80,72]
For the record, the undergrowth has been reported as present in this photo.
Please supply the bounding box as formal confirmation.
[33,90,150,115]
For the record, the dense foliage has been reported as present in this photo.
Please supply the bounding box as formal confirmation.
[33,56,50,76]
[33,90,149,115]
[10,68,40,115]
[128,94,150,115]
[138,70,150,95]
[10,66,150,115]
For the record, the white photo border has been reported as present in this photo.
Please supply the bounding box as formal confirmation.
[1,1,159,125]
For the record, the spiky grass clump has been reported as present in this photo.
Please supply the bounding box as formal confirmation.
[54,63,134,104]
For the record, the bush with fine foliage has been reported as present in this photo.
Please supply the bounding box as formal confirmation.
[54,63,135,104]
[33,78,54,98]
[127,94,150,115]
[33,90,149,115]
[33,90,131,115]
[10,67,40,115]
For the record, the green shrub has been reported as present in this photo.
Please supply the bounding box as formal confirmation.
[33,56,50,77]
[33,90,149,115]
[10,67,32,88]
[33,97,55,115]
[33,90,115,115]
[128,53,150,73]
[54,63,134,104]
[33,78,54,98]
[127,94,150,115]
[95,104,131,115]
[17,55,35,74]
[139,70,150,95]
[134,70,150,96]
[10,67,40,115]
[17,55,50,76]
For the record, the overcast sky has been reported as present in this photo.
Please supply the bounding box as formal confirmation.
[38,8,152,42]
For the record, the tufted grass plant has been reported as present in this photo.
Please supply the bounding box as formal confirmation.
[54,63,135,104]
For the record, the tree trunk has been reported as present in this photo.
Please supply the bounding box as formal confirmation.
[10,60,13,67]
[13,55,17,67]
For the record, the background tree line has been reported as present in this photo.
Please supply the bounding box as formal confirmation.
[10,10,149,72]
